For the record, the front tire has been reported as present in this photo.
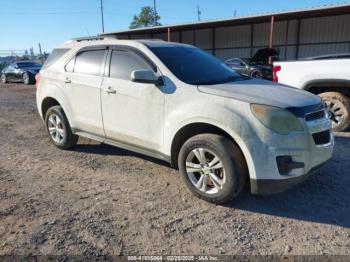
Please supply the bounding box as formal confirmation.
[178,134,247,204]
[1,73,7,84]
[320,92,350,132]
[23,72,33,85]
[45,106,78,149]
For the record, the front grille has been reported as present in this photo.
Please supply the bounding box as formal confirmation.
[305,110,326,121]
[312,130,331,145]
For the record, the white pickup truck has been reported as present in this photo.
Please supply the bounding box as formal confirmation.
[273,55,350,132]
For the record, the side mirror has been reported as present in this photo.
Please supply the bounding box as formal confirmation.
[14,65,19,69]
[131,70,163,85]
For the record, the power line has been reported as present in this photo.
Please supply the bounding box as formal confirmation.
[0,11,100,15]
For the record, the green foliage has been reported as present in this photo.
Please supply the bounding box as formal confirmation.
[129,6,161,29]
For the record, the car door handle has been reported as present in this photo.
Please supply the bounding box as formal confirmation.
[104,86,116,94]
[64,77,71,84]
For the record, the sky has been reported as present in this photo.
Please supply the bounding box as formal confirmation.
[0,0,348,54]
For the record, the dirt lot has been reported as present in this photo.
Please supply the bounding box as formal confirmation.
[0,83,349,257]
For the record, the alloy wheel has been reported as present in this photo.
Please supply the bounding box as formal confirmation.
[185,148,226,195]
[48,113,65,144]
[324,99,345,129]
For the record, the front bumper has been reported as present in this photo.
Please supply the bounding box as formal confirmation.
[243,108,334,195]
[250,163,324,195]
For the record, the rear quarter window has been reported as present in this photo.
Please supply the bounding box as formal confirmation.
[42,48,70,70]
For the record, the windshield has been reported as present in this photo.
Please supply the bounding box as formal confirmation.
[17,62,41,68]
[149,45,241,85]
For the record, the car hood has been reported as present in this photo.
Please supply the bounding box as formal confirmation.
[198,79,321,109]
[251,48,279,64]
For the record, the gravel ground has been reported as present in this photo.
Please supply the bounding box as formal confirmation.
[0,83,349,257]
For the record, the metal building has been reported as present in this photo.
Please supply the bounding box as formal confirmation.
[102,3,350,61]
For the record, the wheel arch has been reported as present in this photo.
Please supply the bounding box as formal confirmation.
[169,122,255,180]
[250,69,263,77]
[303,79,350,97]
[41,97,61,120]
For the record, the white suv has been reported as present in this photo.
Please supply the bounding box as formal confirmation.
[36,37,334,204]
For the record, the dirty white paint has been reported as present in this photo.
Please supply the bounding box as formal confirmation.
[36,39,334,192]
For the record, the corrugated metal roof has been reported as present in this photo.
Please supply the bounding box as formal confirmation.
[101,2,350,36]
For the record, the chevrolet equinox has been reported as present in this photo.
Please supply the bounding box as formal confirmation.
[36,37,334,204]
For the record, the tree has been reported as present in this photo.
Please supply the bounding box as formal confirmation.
[129,6,161,29]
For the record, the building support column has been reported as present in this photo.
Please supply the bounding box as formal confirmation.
[167,27,171,42]
[269,16,275,48]
[250,24,254,57]
[212,27,216,56]
[193,29,196,45]
[295,19,301,59]
[284,20,290,59]
[268,16,275,64]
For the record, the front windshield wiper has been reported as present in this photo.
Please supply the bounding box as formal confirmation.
[193,75,243,85]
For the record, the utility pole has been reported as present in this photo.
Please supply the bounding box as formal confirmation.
[153,0,157,26]
[197,5,201,21]
[38,43,43,64]
[100,0,105,33]
[234,9,237,17]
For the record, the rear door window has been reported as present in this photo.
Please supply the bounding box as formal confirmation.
[74,50,106,76]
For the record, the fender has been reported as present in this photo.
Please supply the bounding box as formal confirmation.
[302,78,350,92]
[38,79,75,127]
[164,102,259,180]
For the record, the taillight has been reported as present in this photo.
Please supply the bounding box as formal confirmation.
[273,65,281,83]
[35,73,41,88]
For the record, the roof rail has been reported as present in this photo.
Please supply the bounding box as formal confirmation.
[69,35,118,42]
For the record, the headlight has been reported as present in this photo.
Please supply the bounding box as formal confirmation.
[250,104,304,135]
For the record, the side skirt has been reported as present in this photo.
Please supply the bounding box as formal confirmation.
[74,130,171,164]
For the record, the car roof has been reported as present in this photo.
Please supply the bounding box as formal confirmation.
[56,37,191,50]
[137,39,191,48]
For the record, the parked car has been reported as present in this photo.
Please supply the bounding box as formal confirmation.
[36,38,333,204]
[273,54,350,132]
[1,61,42,85]
[225,48,279,80]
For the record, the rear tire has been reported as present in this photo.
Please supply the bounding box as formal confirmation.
[45,106,78,149]
[320,92,350,132]
[251,70,263,79]
[178,134,247,204]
